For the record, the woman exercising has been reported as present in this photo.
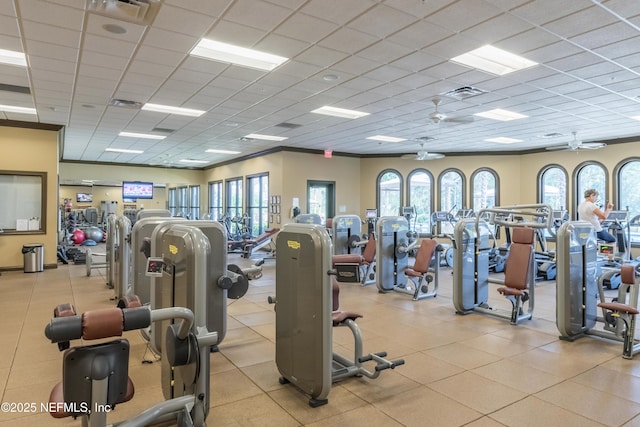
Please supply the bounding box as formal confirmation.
[578,188,615,242]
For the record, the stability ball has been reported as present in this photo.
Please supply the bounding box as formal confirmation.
[85,227,104,243]
[71,229,85,245]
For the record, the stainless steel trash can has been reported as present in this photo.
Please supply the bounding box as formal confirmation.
[22,243,44,273]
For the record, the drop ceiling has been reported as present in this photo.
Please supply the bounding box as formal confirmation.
[1,0,640,168]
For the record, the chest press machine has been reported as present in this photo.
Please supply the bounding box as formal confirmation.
[273,223,404,407]
[452,204,552,325]
[556,221,640,359]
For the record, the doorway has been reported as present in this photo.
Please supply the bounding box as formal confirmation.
[307,180,335,223]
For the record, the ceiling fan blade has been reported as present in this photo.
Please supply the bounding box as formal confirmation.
[442,115,474,124]
[545,145,571,151]
[579,143,606,150]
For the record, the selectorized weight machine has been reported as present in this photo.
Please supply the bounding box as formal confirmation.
[375,216,442,300]
[272,223,403,407]
[452,204,552,324]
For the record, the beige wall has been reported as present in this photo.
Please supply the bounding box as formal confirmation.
[59,162,204,213]
[59,185,168,216]
[0,126,59,269]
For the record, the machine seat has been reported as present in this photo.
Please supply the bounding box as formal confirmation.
[404,239,437,277]
[497,227,534,294]
[597,301,639,315]
[331,279,363,326]
[333,254,364,265]
[49,339,134,418]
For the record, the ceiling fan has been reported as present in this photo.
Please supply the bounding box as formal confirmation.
[545,131,606,151]
[401,143,445,160]
[428,97,474,125]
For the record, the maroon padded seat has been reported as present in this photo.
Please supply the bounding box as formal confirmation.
[404,239,437,278]
[331,279,362,326]
[49,376,135,419]
[498,227,534,297]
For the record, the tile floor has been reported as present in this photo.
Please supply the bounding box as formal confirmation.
[1,252,640,427]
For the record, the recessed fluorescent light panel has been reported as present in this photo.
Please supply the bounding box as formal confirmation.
[179,159,208,164]
[311,106,370,119]
[119,131,166,140]
[206,149,241,154]
[190,39,288,71]
[474,108,528,121]
[244,134,288,141]
[0,48,27,67]
[105,148,144,154]
[632,115,640,121]
[0,104,36,114]
[141,103,205,117]
[485,137,523,144]
[366,135,407,143]
[450,45,537,76]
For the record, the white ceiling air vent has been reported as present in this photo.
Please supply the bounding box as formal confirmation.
[441,86,486,100]
[86,0,161,25]
[109,98,143,109]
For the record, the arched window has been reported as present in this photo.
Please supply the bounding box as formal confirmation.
[377,169,403,217]
[537,165,568,210]
[574,161,607,219]
[471,168,498,213]
[615,158,640,244]
[407,168,434,233]
[438,168,465,212]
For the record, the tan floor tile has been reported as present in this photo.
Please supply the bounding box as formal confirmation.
[210,393,300,427]
[425,342,502,370]
[395,350,464,384]
[372,385,483,426]
[491,396,605,427]
[462,333,534,357]
[429,371,528,414]
[572,366,640,404]
[339,368,422,404]
[240,360,288,392]
[211,368,265,407]
[268,383,367,425]
[509,347,599,379]
[464,416,509,427]
[307,405,404,427]
[472,358,564,394]
[221,337,275,368]
[535,379,640,426]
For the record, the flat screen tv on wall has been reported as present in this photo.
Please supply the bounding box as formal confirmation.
[76,192,93,203]
[122,181,153,199]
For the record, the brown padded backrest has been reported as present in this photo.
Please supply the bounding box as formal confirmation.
[332,278,340,311]
[412,239,437,273]
[362,235,376,263]
[621,264,635,285]
[512,227,534,245]
[326,218,332,229]
[504,227,534,290]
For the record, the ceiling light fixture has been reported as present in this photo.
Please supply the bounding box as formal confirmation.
[179,159,208,164]
[244,133,288,141]
[631,115,640,121]
[0,48,27,67]
[366,135,407,143]
[141,103,206,117]
[119,131,166,140]
[311,106,370,119]
[190,39,288,71]
[105,148,144,154]
[0,104,36,114]
[206,149,241,154]
[474,108,528,121]
[450,45,537,76]
[485,137,523,144]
